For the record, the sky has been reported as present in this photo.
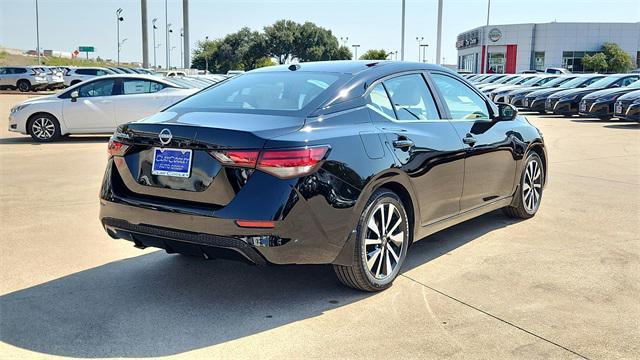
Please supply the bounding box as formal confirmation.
[1,0,639,67]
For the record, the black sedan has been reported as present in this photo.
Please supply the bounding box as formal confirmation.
[546,74,640,117]
[507,76,576,108]
[99,61,547,291]
[614,90,640,121]
[523,75,605,114]
[578,80,640,120]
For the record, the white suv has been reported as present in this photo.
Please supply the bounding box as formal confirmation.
[63,67,115,87]
[0,66,50,92]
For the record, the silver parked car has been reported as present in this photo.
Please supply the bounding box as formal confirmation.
[0,66,49,92]
[63,67,115,87]
[34,66,65,90]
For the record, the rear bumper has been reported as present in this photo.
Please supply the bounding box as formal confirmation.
[99,159,360,265]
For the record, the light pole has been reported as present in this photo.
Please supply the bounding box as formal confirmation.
[116,8,124,65]
[482,0,491,73]
[420,44,429,62]
[352,44,360,60]
[152,18,158,69]
[170,46,176,65]
[155,43,163,68]
[167,23,173,69]
[165,0,169,70]
[400,0,406,61]
[35,0,41,65]
[180,28,184,69]
[204,36,209,74]
[416,36,424,62]
[435,0,443,65]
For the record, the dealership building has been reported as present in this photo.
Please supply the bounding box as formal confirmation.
[456,22,640,74]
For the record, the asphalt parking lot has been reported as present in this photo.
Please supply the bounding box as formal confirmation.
[0,94,638,359]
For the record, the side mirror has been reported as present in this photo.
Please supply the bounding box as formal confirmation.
[70,91,79,102]
[496,102,517,121]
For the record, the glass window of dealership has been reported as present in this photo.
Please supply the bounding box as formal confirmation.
[456,22,640,73]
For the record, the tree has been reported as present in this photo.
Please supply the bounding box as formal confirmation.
[601,42,634,73]
[264,20,300,64]
[360,49,389,60]
[582,53,608,73]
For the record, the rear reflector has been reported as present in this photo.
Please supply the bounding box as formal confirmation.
[107,139,130,157]
[210,145,329,179]
[235,220,275,228]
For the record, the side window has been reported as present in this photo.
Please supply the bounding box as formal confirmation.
[78,79,116,98]
[620,76,639,87]
[431,73,490,120]
[368,83,396,119]
[15,68,27,74]
[150,81,166,92]
[384,74,440,121]
[0,68,6,75]
[122,79,165,94]
[96,70,108,76]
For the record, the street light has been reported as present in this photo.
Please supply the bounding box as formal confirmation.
[116,8,124,65]
[152,18,158,69]
[420,44,429,62]
[167,23,173,69]
[352,44,360,60]
[180,28,184,69]
[416,36,424,62]
[118,38,128,64]
[204,35,209,74]
[340,37,349,47]
[481,0,491,73]
[35,0,41,65]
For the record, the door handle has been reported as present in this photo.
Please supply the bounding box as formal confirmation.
[463,133,477,146]
[393,138,414,150]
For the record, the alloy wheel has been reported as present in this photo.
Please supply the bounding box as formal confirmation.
[363,202,405,280]
[31,117,56,140]
[522,158,543,213]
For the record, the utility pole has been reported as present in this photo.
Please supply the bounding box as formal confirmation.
[167,23,173,69]
[165,0,169,69]
[152,18,158,69]
[182,0,190,69]
[481,0,491,73]
[352,44,360,60]
[400,0,406,61]
[180,28,184,69]
[416,36,423,62]
[141,0,149,68]
[421,44,429,62]
[116,8,124,65]
[204,36,209,74]
[435,0,443,65]
[35,0,41,65]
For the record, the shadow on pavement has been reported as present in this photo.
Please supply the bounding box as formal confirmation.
[0,135,110,145]
[0,211,516,358]
[603,123,639,130]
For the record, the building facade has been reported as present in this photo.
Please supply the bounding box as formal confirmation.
[456,22,640,74]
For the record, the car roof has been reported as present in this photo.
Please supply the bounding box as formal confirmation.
[250,60,455,76]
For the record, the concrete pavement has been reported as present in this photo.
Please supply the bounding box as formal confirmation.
[0,94,638,359]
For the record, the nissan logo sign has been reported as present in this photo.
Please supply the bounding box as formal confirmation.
[488,28,502,42]
[158,128,172,145]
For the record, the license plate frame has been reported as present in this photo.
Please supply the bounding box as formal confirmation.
[151,147,193,178]
[579,102,586,112]
[615,104,623,114]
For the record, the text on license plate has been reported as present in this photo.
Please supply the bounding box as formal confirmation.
[152,148,192,178]
[615,104,623,113]
[580,103,586,111]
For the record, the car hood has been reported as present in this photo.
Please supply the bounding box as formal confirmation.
[509,86,543,95]
[17,94,59,106]
[618,90,640,101]
[583,87,637,100]
[493,85,522,93]
[528,87,567,98]
[550,87,603,99]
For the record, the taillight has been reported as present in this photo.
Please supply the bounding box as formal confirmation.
[209,146,329,179]
[258,146,329,179]
[107,139,130,157]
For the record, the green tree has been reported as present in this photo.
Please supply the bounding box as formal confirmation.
[331,46,353,60]
[264,20,300,64]
[601,42,634,73]
[582,53,608,73]
[255,57,276,68]
[360,49,389,60]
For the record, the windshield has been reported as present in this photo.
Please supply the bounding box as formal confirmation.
[543,76,573,87]
[521,77,545,86]
[170,72,341,112]
[503,76,523,85]
[588,76,623,88]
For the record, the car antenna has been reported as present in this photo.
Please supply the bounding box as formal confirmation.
[288,64,301,71]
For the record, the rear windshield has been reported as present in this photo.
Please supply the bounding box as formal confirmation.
[171,72,341,112]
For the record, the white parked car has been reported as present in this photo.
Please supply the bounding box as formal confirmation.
[8,75,199,142]
[63,67,116,87]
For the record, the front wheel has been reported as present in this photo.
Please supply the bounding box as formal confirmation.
[28,114,61,142]
[504,152,544,219]
[333,189,409,292]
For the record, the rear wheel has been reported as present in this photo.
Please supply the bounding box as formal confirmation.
[333,189,409,292]
[28,114,61,142]
[504,152,544,219]
[17,80,31,92]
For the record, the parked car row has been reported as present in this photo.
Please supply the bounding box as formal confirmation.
[463,73,640,122]
[7,73,232,141]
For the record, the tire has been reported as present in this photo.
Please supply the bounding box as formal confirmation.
[17,80,31,92]
[28,114,61,142]
[333,188,409,292]
[503,152,544,219]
